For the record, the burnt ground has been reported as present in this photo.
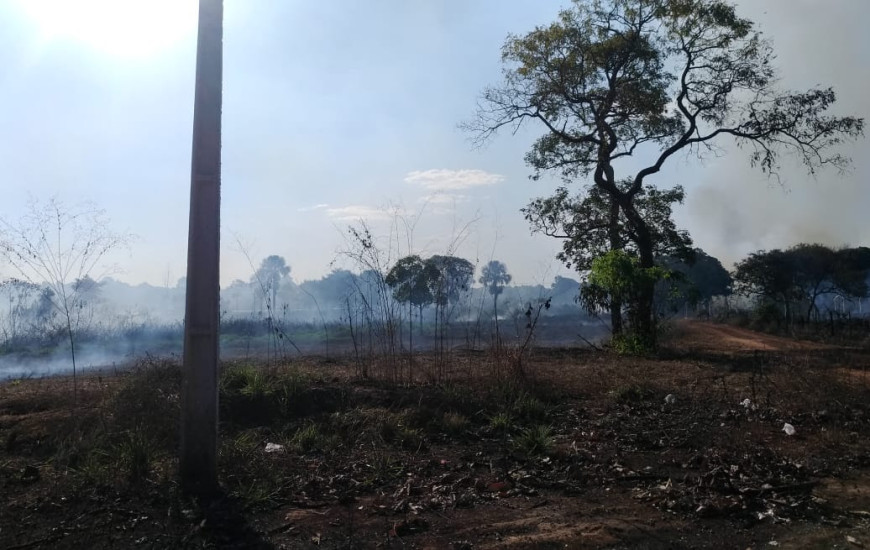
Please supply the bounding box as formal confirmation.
[1,320,870,549]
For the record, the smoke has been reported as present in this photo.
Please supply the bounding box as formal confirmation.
[0,345,151,381]
[0,256,603,381]
[681,147,869,269]
[675,0,870,268]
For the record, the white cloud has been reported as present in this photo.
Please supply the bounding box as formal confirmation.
[325,205,392,221]
[296,203,329,212]
[420,193,469,205]
[404,169,505,191]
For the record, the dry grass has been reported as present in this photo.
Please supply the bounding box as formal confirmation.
[1,321,870,548]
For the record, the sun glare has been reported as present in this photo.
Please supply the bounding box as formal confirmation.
[16,0,198,58]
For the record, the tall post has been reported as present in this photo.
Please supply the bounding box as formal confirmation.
[180,0,223,497]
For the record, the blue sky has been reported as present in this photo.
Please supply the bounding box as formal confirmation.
[0,0,867,287]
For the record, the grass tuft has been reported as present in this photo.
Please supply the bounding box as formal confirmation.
[514,425,554,456]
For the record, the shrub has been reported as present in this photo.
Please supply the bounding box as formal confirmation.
[514,425,554,456]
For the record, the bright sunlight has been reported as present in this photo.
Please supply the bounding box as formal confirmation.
[15,0,197,58]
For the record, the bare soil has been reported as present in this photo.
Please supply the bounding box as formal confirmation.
[2,320,870,549]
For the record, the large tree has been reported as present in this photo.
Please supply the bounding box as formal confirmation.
[479,260,512,319]
[524,181,692,334]
[659,248,732,315]
[385,255,437,346]
[252,255,292,316]
[733,248,798,323]
[735,244,870,323]
[386,256,436,313]
[426,255,475,311]
[468,0,863,347]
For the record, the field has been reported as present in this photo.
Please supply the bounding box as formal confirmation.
[1,321,869,549]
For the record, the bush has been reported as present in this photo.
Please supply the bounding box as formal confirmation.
[611,332,655,356]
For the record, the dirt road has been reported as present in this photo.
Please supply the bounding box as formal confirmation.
[671,320,838,353]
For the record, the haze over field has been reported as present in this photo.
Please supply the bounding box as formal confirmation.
[0,0,867,289]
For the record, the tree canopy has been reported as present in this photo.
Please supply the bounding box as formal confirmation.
[479,261,512,299]
[252,255,291,312]
[385,255,436,309]
[660,248,732,312]
[426,255,475,307]
[734,244,870,322]
[468,0,864,348]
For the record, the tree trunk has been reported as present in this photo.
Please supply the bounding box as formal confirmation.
[493,293,500,345]
[610,300,623,335]
[408,301,413,383]
[621,198,656,346]
[65,310,77,406]
[607,198,624,336]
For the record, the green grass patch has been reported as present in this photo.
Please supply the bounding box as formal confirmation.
[514,425,554,456]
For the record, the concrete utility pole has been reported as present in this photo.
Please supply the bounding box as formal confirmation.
[180,0,223,497]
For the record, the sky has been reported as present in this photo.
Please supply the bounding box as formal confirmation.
[0,0,867,289]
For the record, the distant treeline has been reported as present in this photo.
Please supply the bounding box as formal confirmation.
[1,243,867,361]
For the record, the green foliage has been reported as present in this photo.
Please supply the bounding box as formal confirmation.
[290,423,328,454]
[385,255,437,308]
[488,411,513,434]
[376,412,423,450]
[220,365,276,425]
[239,370,272,400]
[220,364,319,425]
[611,332,655,356]
[365,452,403,486]
[734,244,870,323]
[220,430,286,507]
[470,0,864,348]
[582,249,673,352]
[426,255,475,307]
[220,364,261,394]
[587,250,669,300]
[657,248,732,314]
[525,184,693,273]
[514,425,554,456]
